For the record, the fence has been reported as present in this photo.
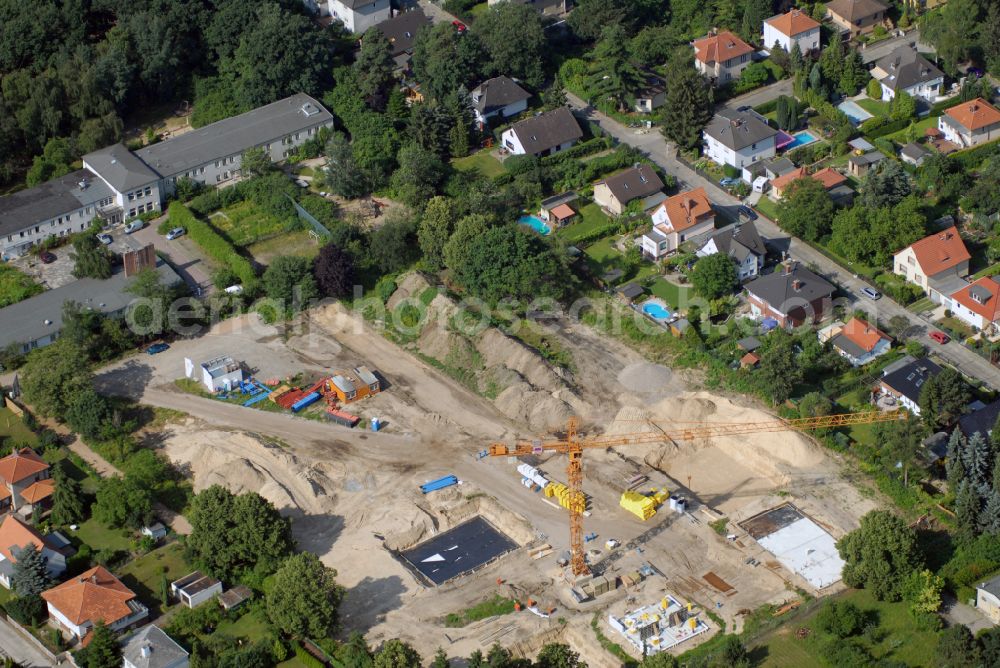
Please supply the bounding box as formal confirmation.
[2,613,60,664]
[288,196,331,239]
[2,395,24,417]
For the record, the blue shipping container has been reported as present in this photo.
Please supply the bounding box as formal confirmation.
[420,475,458,494]
[291,392,321,412]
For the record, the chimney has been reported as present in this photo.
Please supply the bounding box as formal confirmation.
[792,279,803,291]
[140,643,152,659]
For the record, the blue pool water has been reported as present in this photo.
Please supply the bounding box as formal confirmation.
[784,130,819,151]
[642,302,671,321]
[836,100,874,126]
[518,215,551,236]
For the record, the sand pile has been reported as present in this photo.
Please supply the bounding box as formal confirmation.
[387,272,432,311]
[617,362,675,394]
[476,329,571,393]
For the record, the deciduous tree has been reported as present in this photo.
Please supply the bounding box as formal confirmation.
[775,177,835,241]
[690,253,736,300]
[93,475,153,530]
[418,197,456,270]
[266,552,345,638]
[20,338,90,417]
[475,3,546,88]
[263,255,319,311]
[838,510,922,601]
[374,640,422,668]
[314,243,356,299]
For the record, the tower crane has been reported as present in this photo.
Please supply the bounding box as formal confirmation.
[488,410,903,577]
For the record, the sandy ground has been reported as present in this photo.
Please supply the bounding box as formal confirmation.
[95,302,882,660]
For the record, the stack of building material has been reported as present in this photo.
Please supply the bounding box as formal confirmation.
[620,491,657,520]
[544,482,585,512]
[517,464,549,488]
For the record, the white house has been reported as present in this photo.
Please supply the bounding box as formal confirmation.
[471,76,531,127]
[692,31,754,84]
[879,357,941,416]
[871,45,944,101]
[939,97,1000,149]
[829,317,892,367]
[501,107,583,157]
[184,356,243,393]
[42,566,148,641]
[328,0,390,33]
[977,574,1000,624]
[703,110,778,174]
[697,221,766,280]
[122,625,190,668]
[763,10,821,54]
[641,188,715,260]
[0,515,66,589]
[946,276,1000,336]
[893,227,971,303]
[171,572,223,608]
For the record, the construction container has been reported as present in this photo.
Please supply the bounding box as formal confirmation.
[668,495,678,510]
[325,408,360,427]
[371,417,381,432]
[620,491,657,520]
[676,498,687,513]
[420,475,458,493]
[291,392,320,412]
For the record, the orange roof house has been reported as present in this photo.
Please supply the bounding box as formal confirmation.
[0,448,49,485]
[812,167,848,189]
[770,167,848,199]
[939,98,1000,148]
[42,566,147,639]
[830,317,892,366]
[0,515,66,588]
[658,188,714,233]
[893,227,971,301]
[21,478,55,504]
[907,227,970,276]
[765,10,821,38]
[549,203,576,224]
[693,31,754,65]
[642,188,716,260]
[949,276,1000,334]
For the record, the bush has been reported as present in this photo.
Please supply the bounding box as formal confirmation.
[861,115,911,139]
[5,594,46,626]
[539,136,611,164]
[293,642,326,668]
[167,202,258,293]
[814,600,866,638]
[950,140,1000,170]
[867,78,883,100]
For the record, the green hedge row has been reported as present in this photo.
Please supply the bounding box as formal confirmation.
[949,138,1000,170]
[166,201,258,292]
[540,136,613,165]
[860,115,911,139]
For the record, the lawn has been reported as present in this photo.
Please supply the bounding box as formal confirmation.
[881,117,938,144]
[856,98,891,117]
[246,229,321,263]
[972,261,1000,280]
[445,595,517,627]
[0,263,42,308]
[754,589,939,667]
[73,517,135,553]
[452,150,505,178]
[43,448,101,495]
[648,278,692,310]
[209,200,293,247]
[557,202,612,243]
[753,196,780,222]
[908,297,935,313]
[216,606,272,641]
[937,315,975,340]
[0,407,38,446]
[117,542,193,614]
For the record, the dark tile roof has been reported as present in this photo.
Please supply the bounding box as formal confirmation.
[744,264,835,313]
[472,76,531,116]
[617,283,644,299]
[959,399,1000,439]
[0,169,114,236]
[875,46,943,93]
[376,7,430,57]
[508,107,583,155]
[881,357,941,404]
[979,573,1000,597]
[710,222,766,264]
[704,110,778,151]
[597,164,665,205]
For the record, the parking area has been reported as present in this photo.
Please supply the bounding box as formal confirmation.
[9,247,76,289]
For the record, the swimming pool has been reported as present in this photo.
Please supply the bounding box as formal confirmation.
[641,301,671,321]
[518,214,551,236]
[783,130,819,151]
[836,100,874,126]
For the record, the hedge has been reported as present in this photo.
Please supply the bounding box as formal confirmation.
[166,201,258,292]
[860,115,911,139]
[292,642,326,668]
[540,136,613,165]
[949,138,1000,170]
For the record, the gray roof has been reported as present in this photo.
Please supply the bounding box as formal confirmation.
[617,283,644,299]
[0,169,114,237]
[121,625,189,668]
[376,7,429,57]
[745,264,835,312]
[541,191,579,209]
[596,165,665,205]
[881,357,941,403]
[0,261,181,350]
[980,573,1000,597]
[763,157,796,177]
[830,333,869,360]
[849,137,875,151]
[826,0,889,21]
[356,366,378,386]
[171,571,221,595]
[498,0,568,13]
[959,399,1000,439]
[737,336,761,351]
[472,76,531,116]
[901,142,931,160]
[82,143,159,192]
[849,151,886,167]
[508,107,583,155]
[875,46,943,92]
[709,222,766,264]
[338,0,383,8]
[136,93,332,178]
[705,110,778,151]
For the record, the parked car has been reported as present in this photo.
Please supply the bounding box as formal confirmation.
[929,330,950,344]
[737,205,758,221]
[39,251,56,264]
[146,343,170,355]
[124,220,144,234]
[96,233,113,245]
[166,227,186,240]
[860,286,882,300]
[452,20,467,32]
[719,177,740,187]
[294,178,309,188]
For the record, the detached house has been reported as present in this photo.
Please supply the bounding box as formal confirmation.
[0,515,66,589]
[593,164,665,216]
[830,317,892,367]
[745,262,835,329]
[893,227,971,302]
[693,31,754,84]
[122,625,189,668]
[43,566,149,642]
[879,357,941,416]
[697,221,767,280]
[329,0,390,33]
[374,7,430,73]
[871,45,944,101]
[763,10,821,54]
[825,0,889,37]
[641,188,715,260]
[501,107,583,157]
[0,447,52,512]
[703,110,778,173]
[946,276,1000,336]
[769,167,847,200]
[471,76,531,128]
[939,98,1000,149]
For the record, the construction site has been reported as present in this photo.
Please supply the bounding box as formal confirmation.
[97,271,890,663]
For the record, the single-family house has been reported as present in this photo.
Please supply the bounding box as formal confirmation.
[871,45,944,101]
[692,31,754,84]
[830,317,892,366]
[696,221,767,280]
[470,76,531,127]
[768,166,848,200]
[825,0,889,37]
[763,10,821,54]
[900,141,932,166]
[0,447,52,512]
[893,227,971,302]
[640,188,715,260]
[745,262,835,329]
[593,165,665,216]
[959,399,1000,441]
[43,566,148,642]
[374,7,430,73]
[0,515,66,589]
[122,625,190,668]
[329,0,391,33]
[184,356,243,393]
[939,98,1000,149]
[171,572,223,608]
[977,574,1000,624]
[947,276,1000,335]
[847,151,886,177]
[539,192,578,226]
[703,110,778,173]
[501,107,583,157]
[634,74,667,113]
[879,357,941,415]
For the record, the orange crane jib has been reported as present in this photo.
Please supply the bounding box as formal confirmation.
[488,410,902,577]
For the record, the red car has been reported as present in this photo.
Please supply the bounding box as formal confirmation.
[929,330,950,344]
[452,20,467,32]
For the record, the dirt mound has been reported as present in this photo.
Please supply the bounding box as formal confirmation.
[417,328,477,369]
[387,272,432,311]
[495,382,575,431]
[476,329,570,393]
[617,362,674,393]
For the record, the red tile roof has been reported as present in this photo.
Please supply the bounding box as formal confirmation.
[693,31,754,65]
[0,515,48,563]
[905,227,970,276]
[812,167,848,189]
[0,448,49,485]
[41,566,137,626]
[765,10,821,37]
[840,317,890,353]
[950,277,1000,323]
[20,478,55,504]
[770,167,807,191]
[658,188,713,233]
[945,98,1000,131]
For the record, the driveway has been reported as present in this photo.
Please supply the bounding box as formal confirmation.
[859,29,933,64]
[564,92,1000,391]
[0,616,54,667]
[127,219,215,296]
[721,79,794,112]
[942,595,994,635]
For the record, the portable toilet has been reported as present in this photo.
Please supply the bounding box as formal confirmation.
[371,417,380,432]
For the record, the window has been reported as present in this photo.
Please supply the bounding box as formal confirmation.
[129,208,136,217]
[128,192,135,201]
[216,175,221,183]
[214,161,220,168]
[144,186,151,196]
